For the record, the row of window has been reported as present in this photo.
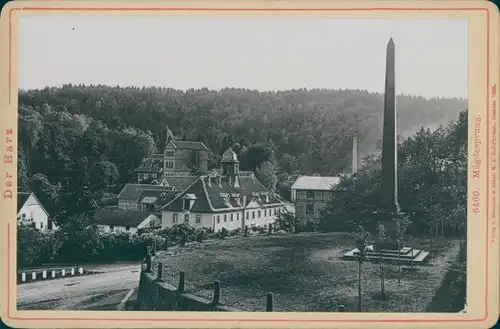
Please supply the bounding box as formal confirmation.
[246,207,278,220]
[214,212,240,224]
[166,150,174,157]
[173,213,202,224]
[165,160,174,169]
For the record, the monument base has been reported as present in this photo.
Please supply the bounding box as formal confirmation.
[343,245,430,265]
[342,210,430,264]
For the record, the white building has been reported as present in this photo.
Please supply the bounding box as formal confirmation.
[93,206,161,234]
[17,192,55,231]
[160,148,285,232]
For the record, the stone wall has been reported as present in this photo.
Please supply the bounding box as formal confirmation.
[135,269,241,312]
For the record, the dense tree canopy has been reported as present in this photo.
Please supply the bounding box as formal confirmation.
[18,85,466,223]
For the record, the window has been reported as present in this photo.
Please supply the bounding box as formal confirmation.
[306,204,314,215]
[166,161,174,169]
[217,215,220,223]
[196,215,201,223]
[246,212,249,219]
[40,222,44,229]
[230,213,234,221]
[183,199,190,210]
[110,225,115,231]
[173,213,178,224]
[126,226,130,231]
[306,190,314,199]
[274,208,277,215]
[166,150,174,157]
[258,210,261,218]
[224,214,227,222]
[184,214,190,223]
[252,211,255,219]
[237,213,240,221]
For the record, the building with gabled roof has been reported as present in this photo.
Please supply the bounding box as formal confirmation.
[137,189,178,213]
[135,126,210,182]
[17,192,56,231]
[117,183,175,210]
[135,154,164,183]
[291,175,341,223]
[160,148,285,232]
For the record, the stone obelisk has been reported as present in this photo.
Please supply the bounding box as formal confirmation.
[380,38,401,214]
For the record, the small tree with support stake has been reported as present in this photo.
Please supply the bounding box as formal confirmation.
[353,225,371,312]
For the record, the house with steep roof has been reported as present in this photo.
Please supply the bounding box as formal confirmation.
[160,148,285,232]
[92,206,161,233]
[137,189,178,213]
[17,192,56,231]
[117,183,176,210]
[291,175,341,222]
[135,154,164,183]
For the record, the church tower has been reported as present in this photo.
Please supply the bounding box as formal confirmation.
[221,148,240,187]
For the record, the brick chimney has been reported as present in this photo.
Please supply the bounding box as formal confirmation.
[352,134,358,174]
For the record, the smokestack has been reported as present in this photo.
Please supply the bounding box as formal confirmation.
[352,134,358,174]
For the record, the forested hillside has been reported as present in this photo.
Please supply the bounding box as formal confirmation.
[17,85,466,221]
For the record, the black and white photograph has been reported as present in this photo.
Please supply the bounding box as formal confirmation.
[14,14,469,314]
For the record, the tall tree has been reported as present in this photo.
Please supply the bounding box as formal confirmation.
[256,161,278,191]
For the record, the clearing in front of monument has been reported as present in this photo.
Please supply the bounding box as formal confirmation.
[152,232,461,312]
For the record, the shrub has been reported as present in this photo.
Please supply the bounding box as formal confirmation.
[17,225,62,268]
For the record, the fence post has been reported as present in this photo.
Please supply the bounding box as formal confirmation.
[151,241,157,256]
[338,305,346,312]
[212,280,220,305]
[156,262,164,282]
[266,292,273,312]
[145,246,152,273]
[165,237,169,250]
[180,233,186,246]
[244,225,249,237]
[268,224,272,235]
[177,271,185,293]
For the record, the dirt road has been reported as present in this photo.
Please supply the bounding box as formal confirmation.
[17,262,141,310]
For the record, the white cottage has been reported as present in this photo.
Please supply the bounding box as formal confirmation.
[17,192,55,231]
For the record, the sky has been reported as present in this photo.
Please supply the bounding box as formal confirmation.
[18,16,468,99]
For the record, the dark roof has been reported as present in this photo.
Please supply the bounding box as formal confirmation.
[169,141,208,151]
[138,189,178,206]
[161,175,283,213]
[92,206,157,227]
[117,184,174,201]
[162,176,198,191]
[135,157,164,173]
[17,192,31,212]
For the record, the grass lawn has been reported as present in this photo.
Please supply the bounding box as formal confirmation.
[152,232,462,312]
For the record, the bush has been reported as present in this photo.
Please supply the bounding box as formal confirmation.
[17,225,62,268]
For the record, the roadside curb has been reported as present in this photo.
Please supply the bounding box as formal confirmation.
[116,288,135,310]
[17,266,94,284]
